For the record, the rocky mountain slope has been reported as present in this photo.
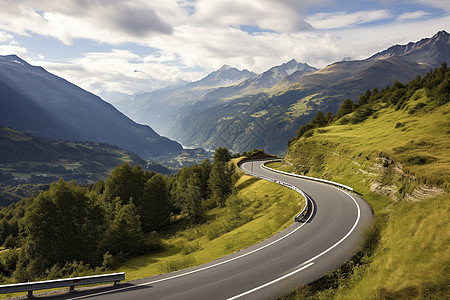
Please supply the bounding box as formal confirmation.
[0,55,182,159]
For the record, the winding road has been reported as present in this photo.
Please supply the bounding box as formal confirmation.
[53,159,373,300]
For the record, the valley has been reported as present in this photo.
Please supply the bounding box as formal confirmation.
[0,29,448,300]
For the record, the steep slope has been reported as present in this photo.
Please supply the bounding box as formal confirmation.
[0,55,182,159]
[278,64,449,299]
[169,31,449,154]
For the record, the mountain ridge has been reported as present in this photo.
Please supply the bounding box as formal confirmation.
[116,59,317,136]
[0,55,182,159]
[368,30,450,65]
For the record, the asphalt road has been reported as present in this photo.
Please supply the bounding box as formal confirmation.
[51,159,372,300]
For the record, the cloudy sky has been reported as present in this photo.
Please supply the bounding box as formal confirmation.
[0,0,449,102]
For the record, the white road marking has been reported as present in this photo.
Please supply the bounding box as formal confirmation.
[226,263,315,300]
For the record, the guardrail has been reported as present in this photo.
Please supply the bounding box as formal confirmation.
[0,272,125,298]
[262,160,354,192]
[240,166,310,222]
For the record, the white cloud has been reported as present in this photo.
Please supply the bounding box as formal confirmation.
[0,31,29,58]
[306,10,393,29]
[190,0,317,32]
[0,31,14,43]
[397,11,432,21]
[330,14,450,60]
[0,44,29,58]
[0,0,179,45]
[33,49,203,96]
[1,0,449,100]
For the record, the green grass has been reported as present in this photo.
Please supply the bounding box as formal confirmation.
[339,194,449,300]
[114,173,305,281]
[251,110,268,118]
[279,91,449,299]
[286,94,322,118]
[287,92,449,192]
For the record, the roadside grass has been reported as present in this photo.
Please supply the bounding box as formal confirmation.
[114,174,305,281]
[265,161,292,173]
[340,193,449,300]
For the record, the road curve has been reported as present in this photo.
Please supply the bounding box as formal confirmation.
[52,159,372,300]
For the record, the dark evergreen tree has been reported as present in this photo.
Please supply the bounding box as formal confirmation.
[18,179,105,279]
[310,111,327,127]
[213,147,231,163]
[336,98,355,119]
[209,148,235,207]
[139,174,171,232]
[98,201,146,258]
[185,173,205,223]
[103,163,148,204]
[357,90,372,107]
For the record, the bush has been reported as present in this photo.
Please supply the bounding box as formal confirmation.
[405,155,436,165]
[408,102,426,114]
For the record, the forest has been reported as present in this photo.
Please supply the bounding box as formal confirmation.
[0,147,241,283]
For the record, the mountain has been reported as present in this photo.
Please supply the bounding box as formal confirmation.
[195,64,255,87]
[368,30,450,65]
[0,55,182,159]
[163,31,449,154]
[115,65,257,136]
[116,60,316,138]
[201,59,317,101]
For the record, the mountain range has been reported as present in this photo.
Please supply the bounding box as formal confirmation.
[116,30,449,154]
[1,31,448,159]
[0,55,182,159]
[115,59,316,138]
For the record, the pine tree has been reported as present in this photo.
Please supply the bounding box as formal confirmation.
[336,98,355,119]
[139,174,171,231]
[209,148,235,207]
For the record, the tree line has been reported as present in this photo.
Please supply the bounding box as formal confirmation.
[0,147,237,282]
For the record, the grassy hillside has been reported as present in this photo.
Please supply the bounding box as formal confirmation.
[275,64,449,299]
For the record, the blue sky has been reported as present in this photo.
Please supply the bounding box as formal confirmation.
[0,0,449,102]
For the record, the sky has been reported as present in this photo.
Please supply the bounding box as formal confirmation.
[0,0,449,102]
